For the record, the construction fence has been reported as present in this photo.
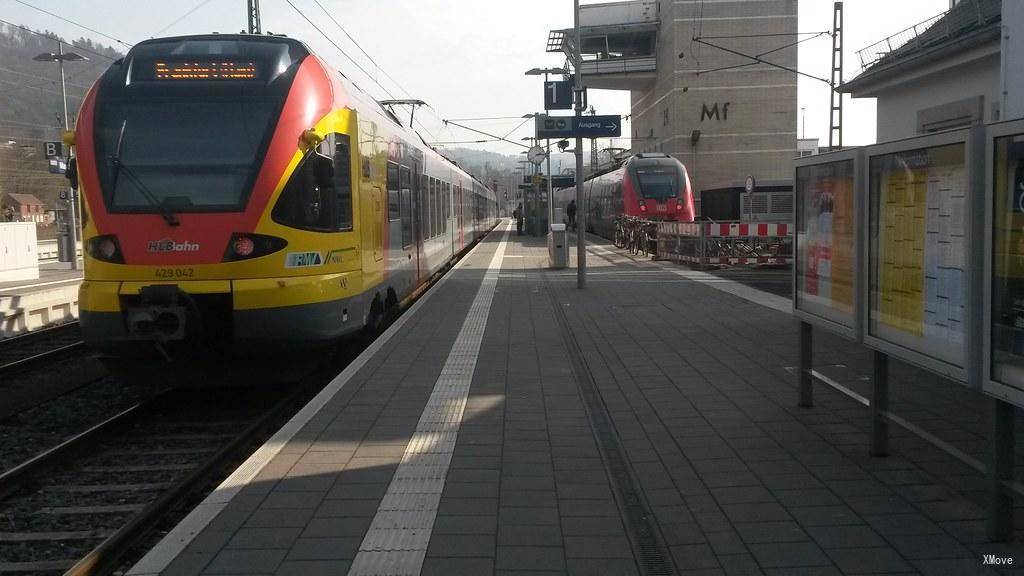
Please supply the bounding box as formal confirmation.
[655,220,792,266]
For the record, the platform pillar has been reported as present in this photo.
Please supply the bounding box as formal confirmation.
[870,350,889,457]
[799,321,813,407]
[987,397,1015,542]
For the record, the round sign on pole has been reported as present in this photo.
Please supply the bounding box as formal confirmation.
[745,175,755,194]
[528,145,546,165]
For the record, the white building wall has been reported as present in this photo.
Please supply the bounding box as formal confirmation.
[874,53,1000,141]
[1003,0,1024,121]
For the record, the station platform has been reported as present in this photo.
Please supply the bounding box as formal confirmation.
[0,261,82,337]
[129,222,1023,576]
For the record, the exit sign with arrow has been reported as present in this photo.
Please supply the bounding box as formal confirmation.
[535,115,622,139]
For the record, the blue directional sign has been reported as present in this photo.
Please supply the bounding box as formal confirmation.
[535,115,622,139]
[574,115,621,138]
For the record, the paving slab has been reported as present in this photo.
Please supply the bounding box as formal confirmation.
[129,228,1024,576]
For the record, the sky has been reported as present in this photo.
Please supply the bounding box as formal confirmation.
[2,0,950,154]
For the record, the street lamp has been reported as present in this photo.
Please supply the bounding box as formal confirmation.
[33,44,87,270]
[525,67,569,76]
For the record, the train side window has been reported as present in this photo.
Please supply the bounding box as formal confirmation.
[419,174,427,238]
[440,182,447,234]
[444,182,450,233]
[429,177,437,238]
[272,137,336,232]
[400,166,412,247]
[438,180,444,235]
[386,162,400,221]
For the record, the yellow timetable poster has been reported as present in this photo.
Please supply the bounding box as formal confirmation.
[873,143,966,358]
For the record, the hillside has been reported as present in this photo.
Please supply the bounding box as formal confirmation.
[0,22,121,215]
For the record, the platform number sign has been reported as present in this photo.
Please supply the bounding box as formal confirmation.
[44,141,63,159]
[544,80,572,111]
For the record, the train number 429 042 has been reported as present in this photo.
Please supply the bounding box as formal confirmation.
[154,268,195,279]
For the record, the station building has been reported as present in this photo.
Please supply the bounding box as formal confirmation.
[839,0,1017,139]
[550,0,798,208]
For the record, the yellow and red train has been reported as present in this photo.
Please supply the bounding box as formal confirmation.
[69,34,498,363]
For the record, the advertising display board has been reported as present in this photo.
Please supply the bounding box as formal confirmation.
[864,128,982,383]
[985,119,1024,408]
[793,149,862,339]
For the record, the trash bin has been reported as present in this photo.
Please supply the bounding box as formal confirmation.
[548,223,568,269]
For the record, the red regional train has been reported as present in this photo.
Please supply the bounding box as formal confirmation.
[553,153,695,239]
[67,34,497,369]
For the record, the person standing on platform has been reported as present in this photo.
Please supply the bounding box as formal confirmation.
[566,199,577,231]
[514,203,523,235]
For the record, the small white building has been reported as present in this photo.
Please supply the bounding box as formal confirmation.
[797,138,819,157]
[840,0,1022,141]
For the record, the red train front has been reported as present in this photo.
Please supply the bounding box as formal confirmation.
[559,152,694,240]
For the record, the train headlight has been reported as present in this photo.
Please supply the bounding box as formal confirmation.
[639,201,647,213]
[233,236,255,257]
[87,235,124,263]
[223,233,287,262]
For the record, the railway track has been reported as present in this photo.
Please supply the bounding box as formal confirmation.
[0,385,309,576]
[0,323,84,375]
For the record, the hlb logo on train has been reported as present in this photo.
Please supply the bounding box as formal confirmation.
[285,252,323,268]
[147,239,200,253]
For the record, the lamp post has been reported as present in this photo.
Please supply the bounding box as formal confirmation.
[573,2,586,288]
[34,43,87,270]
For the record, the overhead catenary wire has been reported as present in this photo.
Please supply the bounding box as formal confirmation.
[150,0,215,38]
[304,0,445,142]
[281,0,393,99]
[10,0,133,48]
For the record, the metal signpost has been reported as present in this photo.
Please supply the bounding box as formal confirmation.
[574,0,585,289]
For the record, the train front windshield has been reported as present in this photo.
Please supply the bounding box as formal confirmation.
[97,100,277,211]
[92,37,306,213]
[633,161,686,202]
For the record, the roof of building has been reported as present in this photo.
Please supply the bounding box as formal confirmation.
[4,193,45,206]
[839,0,1001,94]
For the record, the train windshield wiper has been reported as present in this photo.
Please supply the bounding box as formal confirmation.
[109,119,180,227]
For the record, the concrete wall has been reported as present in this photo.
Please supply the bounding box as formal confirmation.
[1003,0,1024,121]
[630,0,797,192]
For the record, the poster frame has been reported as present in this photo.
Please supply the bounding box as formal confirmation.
[861,126,984,386]
[792,147,865,341]
[983,118,1024,408]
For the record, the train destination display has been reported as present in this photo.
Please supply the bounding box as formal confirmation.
[795,158,856,330]
[990,131,1024,393]
[153,60,259,80]
[869,142,967,367]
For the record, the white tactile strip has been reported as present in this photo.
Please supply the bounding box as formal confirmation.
[126,222,510,576]
[347,227,510,576]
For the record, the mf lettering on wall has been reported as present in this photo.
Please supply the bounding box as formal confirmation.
[701,102,731,121]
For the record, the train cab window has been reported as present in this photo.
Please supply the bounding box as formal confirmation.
[272,133,352,232]
[386,162,400,221]
[400,166,412,247]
